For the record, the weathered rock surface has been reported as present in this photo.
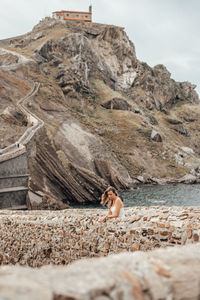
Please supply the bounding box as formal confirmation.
[54,119,132,186]
[179,173,197,184]
[37,24,137,92]
[28,130,108,203]
[134,63,199,110]
[26,190,70,210]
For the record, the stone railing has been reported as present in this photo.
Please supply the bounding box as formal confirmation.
[0,206,199,267]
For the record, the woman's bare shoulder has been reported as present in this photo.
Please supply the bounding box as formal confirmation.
[116,197,123,206]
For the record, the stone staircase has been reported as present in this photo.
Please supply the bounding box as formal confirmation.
[0,80,44,209]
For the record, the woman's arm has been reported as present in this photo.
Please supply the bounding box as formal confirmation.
[99,208,112,223]
[108,208,112,217]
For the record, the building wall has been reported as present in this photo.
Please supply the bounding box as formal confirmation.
[0,189,28,208]
[0,206,199,267]
[0,151,28,208]
[0,151,28,177]
[53,10,92,22]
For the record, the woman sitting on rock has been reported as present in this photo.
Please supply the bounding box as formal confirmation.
[99,186,125,222]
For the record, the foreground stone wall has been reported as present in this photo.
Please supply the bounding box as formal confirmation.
[0,243,200,299]
[0,206,199,267]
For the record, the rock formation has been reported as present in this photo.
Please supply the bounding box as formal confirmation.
[0,17,200,205]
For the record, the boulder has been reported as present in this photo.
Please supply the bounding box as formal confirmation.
[26,190,70,210]
[40,194,70,210]
[173,124,189,136]
[179,174,197,184]
[180,146,194,155]
[151,130,162,142]
[101,98,132,111]
[33,53,46,64]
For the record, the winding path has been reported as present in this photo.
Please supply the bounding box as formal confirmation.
[0,48,44,209]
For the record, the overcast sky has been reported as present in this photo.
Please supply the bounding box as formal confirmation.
[0,0,199,96]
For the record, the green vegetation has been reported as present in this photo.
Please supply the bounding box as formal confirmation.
[82,92,97,103]
[147,114,158,125]
[165,118,183,125]
[136,128,152,140]
[141,62,152,72]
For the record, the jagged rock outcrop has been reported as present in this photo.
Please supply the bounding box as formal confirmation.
[94,159,130,189]
[1,106,28,126]
[36,24,138,93]
[133,63,199,110]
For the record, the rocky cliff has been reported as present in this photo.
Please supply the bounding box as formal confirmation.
[0,17,200,205]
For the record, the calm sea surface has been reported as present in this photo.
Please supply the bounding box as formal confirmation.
[72,184,200,208]
[120,184,200,207]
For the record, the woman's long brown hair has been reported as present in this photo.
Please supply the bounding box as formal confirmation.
[101,186,118,209]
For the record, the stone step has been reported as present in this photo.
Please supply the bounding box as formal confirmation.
[0,186,28,193]
[1,205,27,210]
[0,186,28,209]
[0,174,29,179]
[0,175,29,189]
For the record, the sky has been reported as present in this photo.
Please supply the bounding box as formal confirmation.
[0,0,200,96]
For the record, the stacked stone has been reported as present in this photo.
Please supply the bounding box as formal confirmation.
[0,207,199,267]
[0,243,200,299]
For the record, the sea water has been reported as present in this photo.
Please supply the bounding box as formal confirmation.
[72,184,200,208]
[120,183,200,207]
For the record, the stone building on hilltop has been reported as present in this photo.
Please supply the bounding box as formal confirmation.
[52,6,92,22]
